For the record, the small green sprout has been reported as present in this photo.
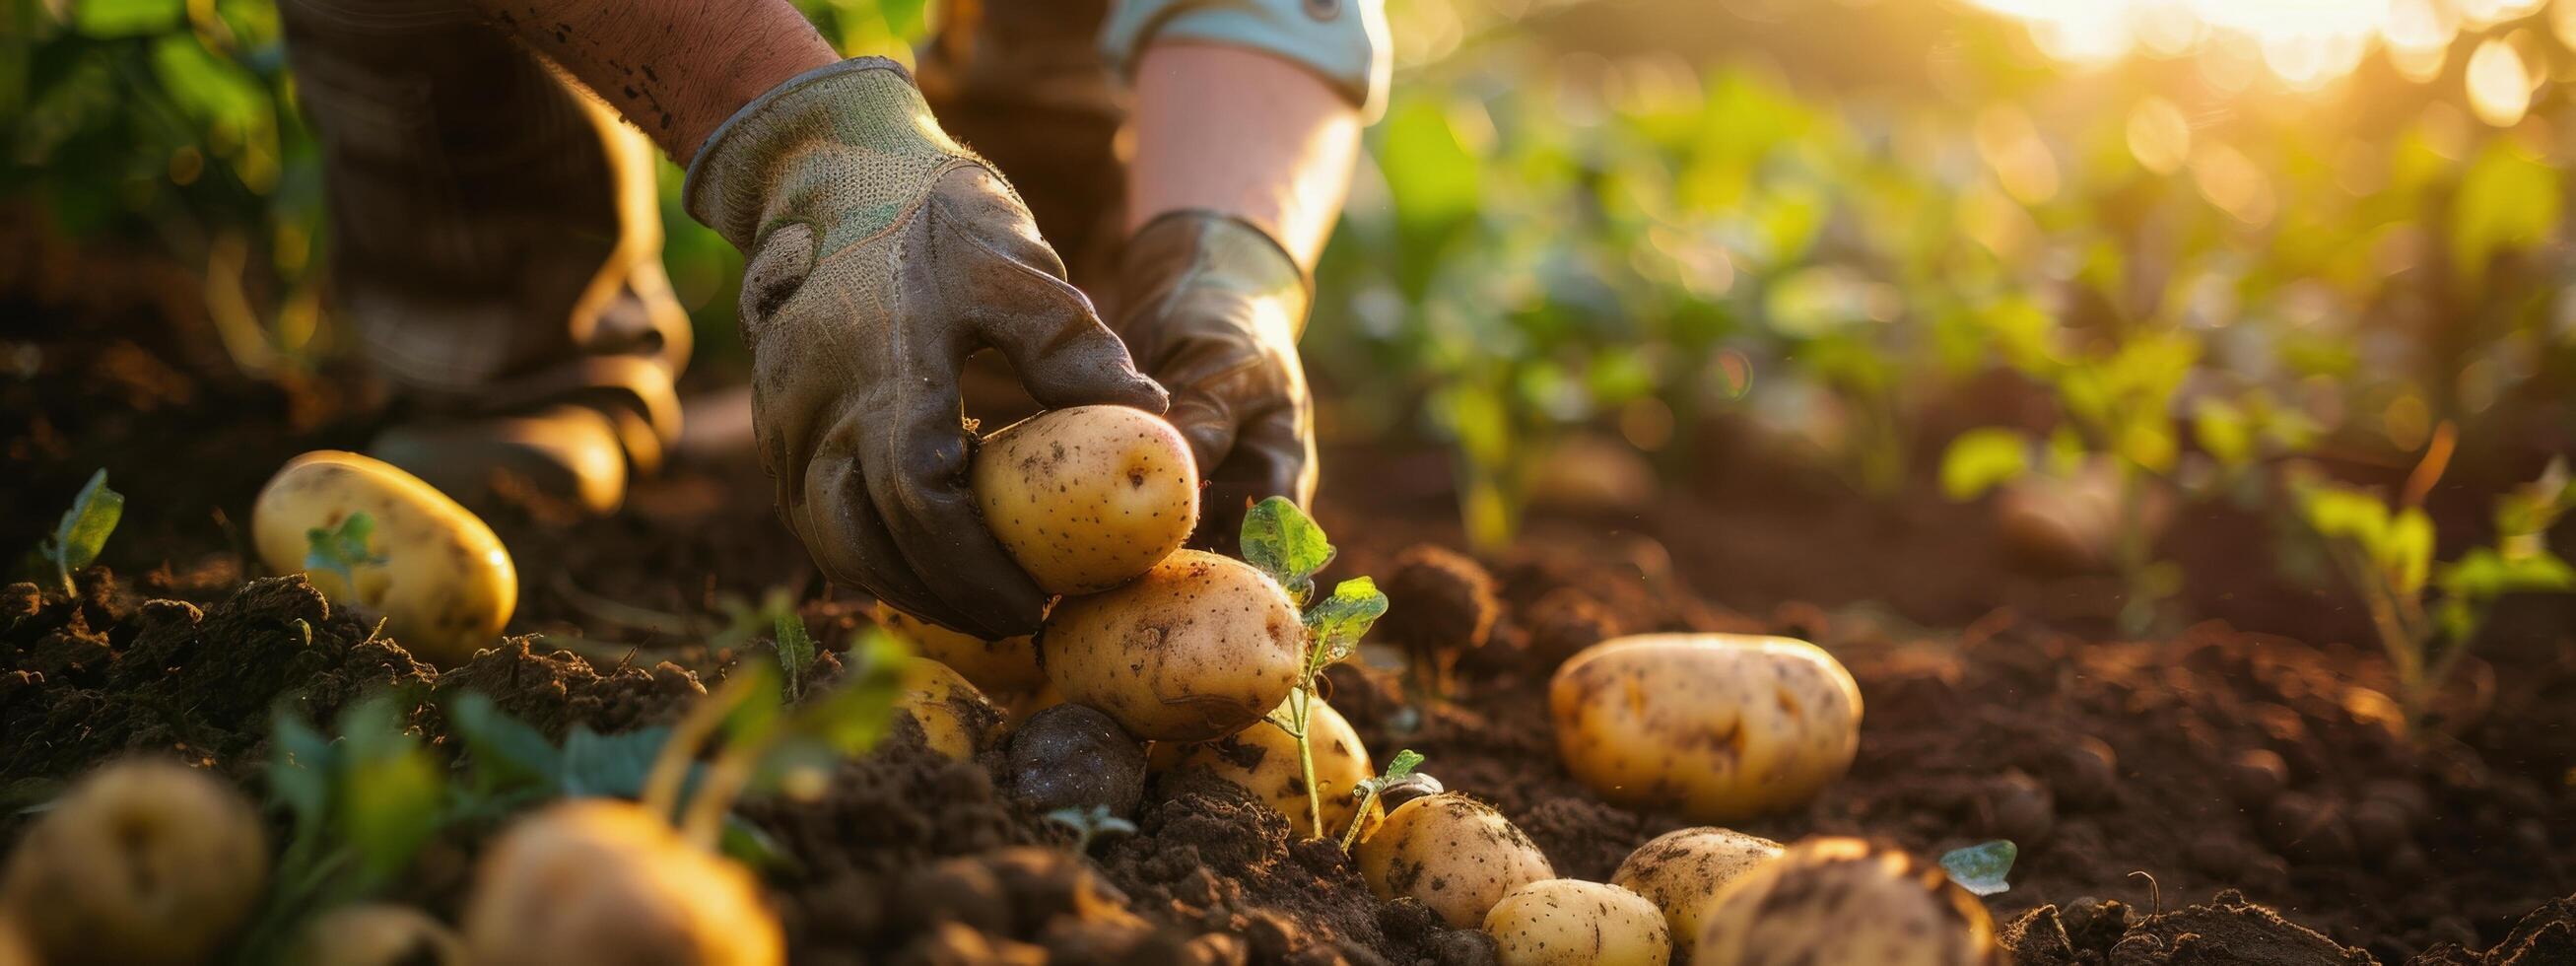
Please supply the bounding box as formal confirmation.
[1938,840,2017,897]
[1046,804,1139,853]
[302,513,384,586]
[773,609,816,703]
[1339,749,1430,851]
[36,468,123,596]
[1242,496,1392,840]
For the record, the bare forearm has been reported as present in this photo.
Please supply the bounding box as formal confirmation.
[1129,43,1362,268]
[469,0,841,162]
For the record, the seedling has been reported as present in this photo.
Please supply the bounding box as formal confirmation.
[302,513,384,588]
[772,609,816,702]
[34,468,123,596]
[1046,804,1138,853]
[1339,748,1430,851]
[1938,840,2017,897]
[1242,496,1391,840]
[2298,454,2576,727]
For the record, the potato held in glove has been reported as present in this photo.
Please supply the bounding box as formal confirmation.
[973,405,1199,595]
[252,449,515,665]
[1693,838,2000,966]
[462,799,782,966]
[1152,696,1378,839]
[1,759,269,966]
[1356,793,1555,929]
[1610,826,1784,961]
[1551,634,1861,822]
[1041,550,1304,741]
[1485,879,1670,966]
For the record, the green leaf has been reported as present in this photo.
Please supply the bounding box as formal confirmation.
[2193,399,2255,468]
[2385,509,2435,596]
[444,691,559,788]
[1242,496,1334,602]
[1939,840,2017,897]
[1938,429,2030,502]
[45,469,124,582]
[333,694,441,882]
[720,813,794,872]
[72,0,184,36]
[559,725,675,798]
[1382,748,1424,784]
[266,706,335,826]
[774,610,815,703]
[788,628,909,757]
[304,513,384,586]
[2300,485,2392,549]
[1304,577,1390,669]
[2453,140,2561,287]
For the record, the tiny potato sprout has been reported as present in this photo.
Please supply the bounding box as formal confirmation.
[1041,549,1305,741]
[1484,879,1670,966]
[251,450,515,665]
[1151,695,1378,839]
[1692,838,2000,966]
[1610,826,1784,961]
[897,658,1006,761]
[1550,634,1861,822]
[291,904,465,966]
[462,799,782,966]
[870,600,1043,694]
[1356,793,1555,929]
[0,759,269,965]
[972,404,1200,595]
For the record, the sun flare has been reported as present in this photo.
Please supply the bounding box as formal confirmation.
[1965,0,2549,90]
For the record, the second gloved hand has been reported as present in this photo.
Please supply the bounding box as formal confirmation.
[1110,211,1318,551]
[688,58,1167,638]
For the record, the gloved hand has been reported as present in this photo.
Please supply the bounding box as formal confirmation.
[688,58,1167,638]
[1109,211,1317,551]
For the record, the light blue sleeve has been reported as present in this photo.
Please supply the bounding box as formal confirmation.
[1101,0,1390,121]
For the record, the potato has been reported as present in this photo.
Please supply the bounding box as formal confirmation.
[1,759,269,965]
[252,450,516,665]
[292,904,466,966]
[972,405,1199,595]
[872,601,1043,694]
[1356,793,1555,929]
[898,658,1005,761]
[1041,550,1304,741]
[1550,634,1861,822]
[1151,696,1378,839]
[1484,879,1670,966]
[462,799,782,966]
[998,680,1068,730]
[1609,826,1784,961]
[1693,838,2000,966]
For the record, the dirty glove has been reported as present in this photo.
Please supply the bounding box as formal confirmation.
[1110,211,1317,551]
[688,58,1167,638]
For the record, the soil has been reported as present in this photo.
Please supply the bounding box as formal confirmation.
[4,233,2575,964]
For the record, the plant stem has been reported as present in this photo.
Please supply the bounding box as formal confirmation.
[642,671,761,821]
[1290,686,1323,839]
[1339,784,1384,852]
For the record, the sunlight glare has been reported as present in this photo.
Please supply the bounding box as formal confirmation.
[1961,0,2508,87]
[2465,35,2534,126]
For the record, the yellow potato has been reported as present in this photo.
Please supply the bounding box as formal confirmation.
[1,759,269,965]
[292,904,466,966]
[1609,826,1784,960]
[462,799,782,966]
[1041,550,1304,741]
[898,659,1005,761]
[1550,634,1861,822]
[1693,838,2000,966]
[252,450,516,665]
[1151,696,1379,839]
[1484,879,1670,966]
[972,405,1199,595]
[871,601,1043,694]
[1356,794,1555,929]
[997,680,1068,730]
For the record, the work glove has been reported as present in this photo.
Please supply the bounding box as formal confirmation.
[1109,211,1318,552]
[688,58,1167,638]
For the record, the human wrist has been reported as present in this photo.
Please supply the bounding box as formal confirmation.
[682,57,976,250]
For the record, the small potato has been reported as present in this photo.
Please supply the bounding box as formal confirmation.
[1,759,269,965]
[1356,794,1555,929]
[898,659,1005,761]
[1610,827,1784,960]
[292,904,466,966]
[1484,879,1670,966]
[1694,838,1999,966]
[462,799,782,966]
[872,601,1044,695]
[1041,550,1304,741]
[1550,634,1861,822]
[252,450,516,665]
[1151,696,1379,839]
[972,405,1199,595]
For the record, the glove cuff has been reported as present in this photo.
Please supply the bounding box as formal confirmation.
[1123,209,1314,341]
[683,56,975,251]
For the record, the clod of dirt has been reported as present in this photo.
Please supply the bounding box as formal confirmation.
[1516,586,1621,673]
[2003,892,2377,965]
[1006,704,1147,818]
[1376,546,1501,688]
[2406,895,2576,965]
[891,846,1217,965]
[435,637,703,737]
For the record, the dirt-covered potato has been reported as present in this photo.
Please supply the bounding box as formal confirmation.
[1609,826,1784,960]
[0,758,269,965]
[871,601,1044,694]
[1007,703,1149,818]
[1150,696,1378,839]
[1550,633,1862,821]
[1356,793,1556,929]
[251,449,516,665]
[1692,838,2000,966]
[972,404,1200,595]
[1041,549,1304,741]
[462,799,782,966]
[898,659,1006,761]
[292,903,466,966]
[1484,879,1670,966]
